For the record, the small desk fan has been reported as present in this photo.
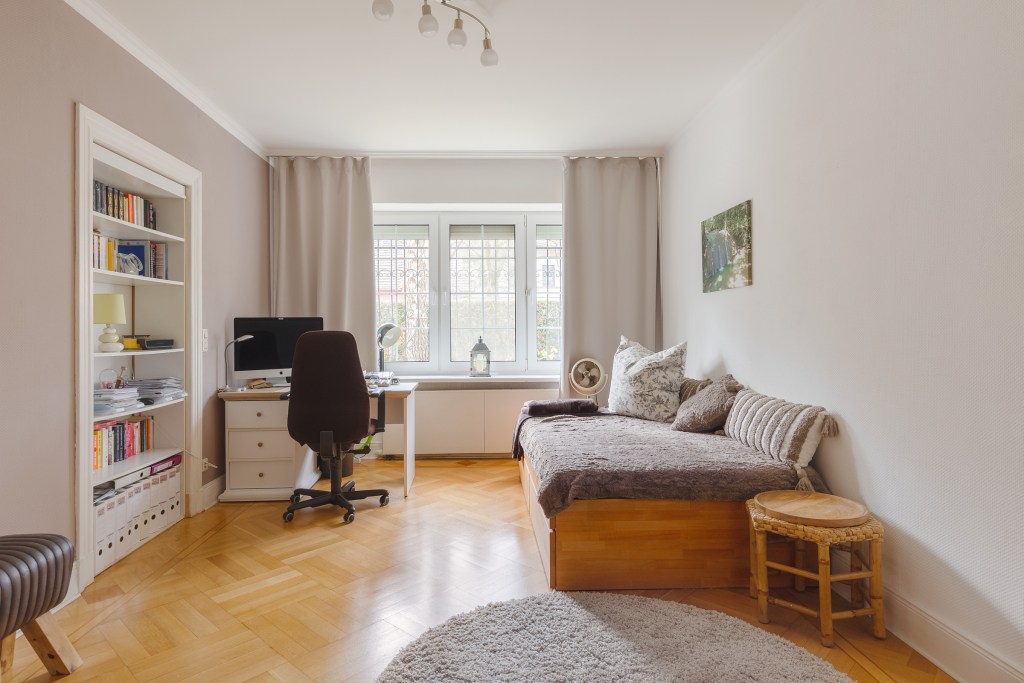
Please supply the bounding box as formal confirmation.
[569,358,607,405]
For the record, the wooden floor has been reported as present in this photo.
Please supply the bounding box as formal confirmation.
[6,461,954,683]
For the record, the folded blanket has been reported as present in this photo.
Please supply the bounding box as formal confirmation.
[524,399,599,416]
[512,405,613,459]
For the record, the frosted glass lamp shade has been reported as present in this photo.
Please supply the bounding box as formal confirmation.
[480,37,498,66]
[448,17,467,49]
[93,293,126,324]
[418,4,438,36]
[372,0,394,21]
[94,293,126,352]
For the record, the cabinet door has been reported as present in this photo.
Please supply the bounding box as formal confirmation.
[415,391,485,454]
[483,389,559,453]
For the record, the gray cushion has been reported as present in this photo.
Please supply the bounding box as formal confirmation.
[672,374,743,432]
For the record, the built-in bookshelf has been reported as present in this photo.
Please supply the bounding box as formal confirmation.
[76,105,203,587]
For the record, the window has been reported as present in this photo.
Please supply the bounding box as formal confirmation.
[373,210,561,375]
[532,222,563,364]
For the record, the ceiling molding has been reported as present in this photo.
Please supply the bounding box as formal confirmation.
[64,0,268,159]
[266,149,665,159]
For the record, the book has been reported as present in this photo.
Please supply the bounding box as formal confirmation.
[92,181,159,231]
[92,415,156,469]
[116,241,150,277]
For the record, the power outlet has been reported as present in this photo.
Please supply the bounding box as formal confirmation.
[202,329,209,352]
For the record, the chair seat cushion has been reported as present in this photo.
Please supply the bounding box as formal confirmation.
[0,534,75,640]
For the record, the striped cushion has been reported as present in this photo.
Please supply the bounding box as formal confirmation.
[724,390,837,467]
[679,377,713,403]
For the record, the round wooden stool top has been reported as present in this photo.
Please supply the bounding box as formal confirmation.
[754,490,870,528]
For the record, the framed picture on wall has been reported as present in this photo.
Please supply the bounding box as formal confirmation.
[702,199,752,292]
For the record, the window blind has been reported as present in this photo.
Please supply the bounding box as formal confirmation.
[449,224,516,240]
[374,224,430,240]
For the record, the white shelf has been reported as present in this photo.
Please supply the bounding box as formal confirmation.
[92,448,181,486]
[93,212,184,243]
[93,269,183,287]
[93,397,184,422]
[93,144,186,199]
[94,348,183,358]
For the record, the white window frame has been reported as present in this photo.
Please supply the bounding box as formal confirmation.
[527,213,564,374]
[372,209,560,376]
[372,213,439,375]
[439,213,528,374]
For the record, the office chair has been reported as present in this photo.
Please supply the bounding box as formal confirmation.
[282,331,390,524]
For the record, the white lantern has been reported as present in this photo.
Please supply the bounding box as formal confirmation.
[470,336,491,377]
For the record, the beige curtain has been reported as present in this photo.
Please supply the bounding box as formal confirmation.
[273,156,375,370]
[561,157,660,402]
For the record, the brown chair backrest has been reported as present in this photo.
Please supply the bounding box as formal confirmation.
[287,331,369,450]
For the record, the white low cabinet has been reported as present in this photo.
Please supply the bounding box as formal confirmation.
[219,395,319,502]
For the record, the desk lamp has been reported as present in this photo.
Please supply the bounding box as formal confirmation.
[94,293,127,353]
[376,323,402,371]
[221,334,254,392]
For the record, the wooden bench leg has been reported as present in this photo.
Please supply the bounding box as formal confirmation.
[21,613,82,676]
[850,541,864,608]
[794,539,806,592]
[748,517,757,599]
[755,530,769,624]
[870,540,886,639]
[818,543,834,647]
[1,633,14,683]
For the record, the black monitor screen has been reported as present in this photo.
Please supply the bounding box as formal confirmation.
[234,317,323,373]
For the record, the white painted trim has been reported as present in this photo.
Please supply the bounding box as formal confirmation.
[76,104,203,592]
[201,475,226,511]
[828,551,1021,683]
[63,0,267,159]
[374,203,562,213]
[268,149,664,160]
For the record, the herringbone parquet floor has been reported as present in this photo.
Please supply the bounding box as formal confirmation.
[6,461,953,683]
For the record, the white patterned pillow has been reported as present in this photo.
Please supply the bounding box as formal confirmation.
[607,337,687,422]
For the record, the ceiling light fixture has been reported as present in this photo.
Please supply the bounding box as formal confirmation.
[371,0,394,21]
[374,0,499,67]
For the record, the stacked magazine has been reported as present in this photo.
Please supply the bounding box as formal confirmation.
[121,378,187,405]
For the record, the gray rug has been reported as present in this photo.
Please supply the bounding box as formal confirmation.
[377,592,852,683]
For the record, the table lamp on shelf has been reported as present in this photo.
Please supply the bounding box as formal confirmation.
[221,334,254,392]
[94,293,126,353]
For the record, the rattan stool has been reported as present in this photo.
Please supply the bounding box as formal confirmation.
[746,496,885,647]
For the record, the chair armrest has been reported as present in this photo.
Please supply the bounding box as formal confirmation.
[371,389,386,433]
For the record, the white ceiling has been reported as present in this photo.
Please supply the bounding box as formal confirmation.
[92,0,809,154]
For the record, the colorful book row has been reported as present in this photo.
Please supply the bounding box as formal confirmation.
[93,180,157,229]
[93,416,155,470]
[92,234,168,279]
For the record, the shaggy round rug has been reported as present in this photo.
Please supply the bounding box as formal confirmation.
[377,592,852,683]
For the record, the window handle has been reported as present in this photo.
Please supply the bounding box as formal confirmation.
[431,290,438,306]
[442,290,448,306]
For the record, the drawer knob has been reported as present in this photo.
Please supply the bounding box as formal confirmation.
[259,472,264,477]
[257,412,262,417]
[258,442,263,447]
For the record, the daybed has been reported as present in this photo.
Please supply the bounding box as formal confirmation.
[516,413,828,591]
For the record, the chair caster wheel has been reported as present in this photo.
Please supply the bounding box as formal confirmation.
[379,495,389,507]
[283,511,294,522]
[344,512,355,524]
[290,494,302,504]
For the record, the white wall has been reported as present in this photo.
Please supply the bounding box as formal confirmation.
[661,1,1023,680]
[371,158,562,204]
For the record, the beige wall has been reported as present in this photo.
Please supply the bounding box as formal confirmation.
[0,0,269,538]
[662,0,1023,678]
[371,158,562,204]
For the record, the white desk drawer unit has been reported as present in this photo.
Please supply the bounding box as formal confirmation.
[228,429,295,461]
[228,459,294,489]
[226,400,288,429]
[219,394,319,502]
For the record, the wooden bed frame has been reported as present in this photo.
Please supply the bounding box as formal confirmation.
[519,453,795,591]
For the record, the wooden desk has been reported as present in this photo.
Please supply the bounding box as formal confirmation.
[218,382,418,498]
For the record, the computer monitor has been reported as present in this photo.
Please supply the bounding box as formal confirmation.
[233,317,323,382]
